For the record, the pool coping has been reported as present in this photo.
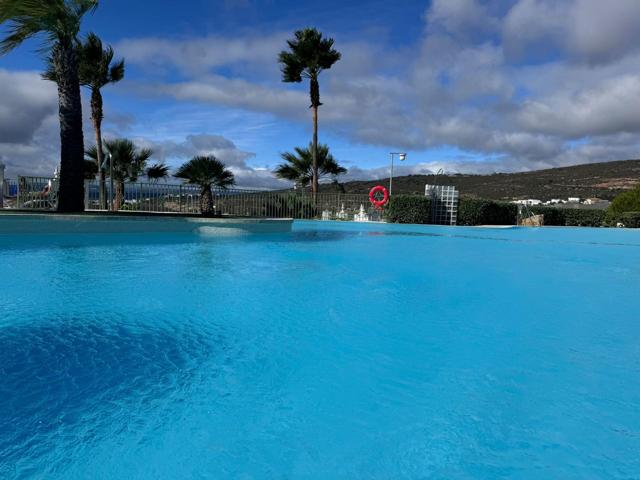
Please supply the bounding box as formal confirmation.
[0,212,293,235]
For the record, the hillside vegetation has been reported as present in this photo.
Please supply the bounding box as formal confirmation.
[326,159,640,201]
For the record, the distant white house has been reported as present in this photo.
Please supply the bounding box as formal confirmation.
[568,197,581,203]
[513,199,543,206]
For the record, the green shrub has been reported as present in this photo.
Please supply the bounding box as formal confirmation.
[262,194,317,219]
[562,209,606,227]
[529,207,605,227]
[619,212,640,228]
[457,198,517,226]
[608,186,640,217]
[529,206,565,226]
[385,195,431,224]
[606,187,640,225]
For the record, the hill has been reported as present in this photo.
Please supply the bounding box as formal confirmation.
[327,159,640,201]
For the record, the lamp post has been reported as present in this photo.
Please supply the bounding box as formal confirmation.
[389,152,406,197]
[101,145,113,211]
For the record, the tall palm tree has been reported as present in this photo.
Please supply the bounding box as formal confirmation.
[0,0,98,212]
[278,28,341,200]
[86,138,152,210]
[44,33,125,210]
[274,144,347,189]
[146,163,170,183]
[174,156,235,215]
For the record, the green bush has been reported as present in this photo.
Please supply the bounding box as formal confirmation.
[529,206,565,226]
[529,207,605,227]
[457,198,517,226]
[385,195,431,224]
[562,209,606,227]
[262,194,318,219]
[608,186,640,217]
[619,212,640,228]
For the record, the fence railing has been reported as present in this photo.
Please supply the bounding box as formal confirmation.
[11,176,380,221]
[2,178,18,208]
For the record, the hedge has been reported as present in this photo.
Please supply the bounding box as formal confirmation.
[385,195,431,224]
[530,207,606,227]
[620,212,640,228]
[457,199,517,226]
[384,195,609,227]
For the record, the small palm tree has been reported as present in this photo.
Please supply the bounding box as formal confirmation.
[174,156,235,215]
[279,28,341,199]
[274,144,347,189]
[146,163,170,183]
[0,0,98,212]
[44,33,125,210]
[86,139,152,210]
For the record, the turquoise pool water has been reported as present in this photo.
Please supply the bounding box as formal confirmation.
[1,221,639,479]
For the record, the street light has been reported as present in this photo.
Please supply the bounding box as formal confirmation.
[389,152,407,197]
[101,144,114,211]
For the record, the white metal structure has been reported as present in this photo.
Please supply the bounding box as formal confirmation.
[425,184,459,225]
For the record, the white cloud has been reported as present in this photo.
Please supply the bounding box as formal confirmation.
[4,0,640,182]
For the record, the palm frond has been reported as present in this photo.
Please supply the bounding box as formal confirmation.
[146,162,170,181]
[274,143,346,187]
[175,155,235,189]
[0,0,97,55]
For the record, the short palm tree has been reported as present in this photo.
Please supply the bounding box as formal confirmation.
[0,0,98,212]
[279,28,341,199]
[174,156,235,215]
[274,144,347,189]
[86,139,152,210]
[146,163,170,182]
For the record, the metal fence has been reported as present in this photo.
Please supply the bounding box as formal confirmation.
[2,178,18,208]
[11,176,379,221]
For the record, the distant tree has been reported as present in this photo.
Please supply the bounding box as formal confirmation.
[45,33,125,210]
[146,163,170,182]
[0,0,99,212]
[607,186,640,221]
[174,156,235,215]
[274,144,346,189]
[86,139,152,210]
[278,28,341,199]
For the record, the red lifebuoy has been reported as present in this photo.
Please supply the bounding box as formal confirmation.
[369,185,389,209]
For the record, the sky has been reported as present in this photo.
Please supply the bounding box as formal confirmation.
[1,0,640,188]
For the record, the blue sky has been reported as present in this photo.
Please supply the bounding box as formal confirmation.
[1,0,640,186]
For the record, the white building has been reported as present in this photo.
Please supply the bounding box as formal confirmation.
[513,199,543,206]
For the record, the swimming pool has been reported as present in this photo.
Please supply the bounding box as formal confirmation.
[1,221,639,479]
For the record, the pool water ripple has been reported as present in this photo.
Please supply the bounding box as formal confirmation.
[0,221,639,479]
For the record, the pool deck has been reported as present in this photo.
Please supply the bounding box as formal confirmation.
[0,212,293,235]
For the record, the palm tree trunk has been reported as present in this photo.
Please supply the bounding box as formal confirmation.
[91,89,107,210]
[115,181,125,211]
[53,43,85,213]
[200,186,214,215]
[312,105,319,201]
[310,76,321,203]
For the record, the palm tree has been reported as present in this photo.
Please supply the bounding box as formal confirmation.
[278,28,341,200]
[86,139,152,210]
[174,156,235,215]
[274,144,347,189]
[146,163,170,183]
[44,33,125,210]
[0,0,98,212]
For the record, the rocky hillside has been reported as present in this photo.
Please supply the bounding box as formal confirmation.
[327,159,640,201]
